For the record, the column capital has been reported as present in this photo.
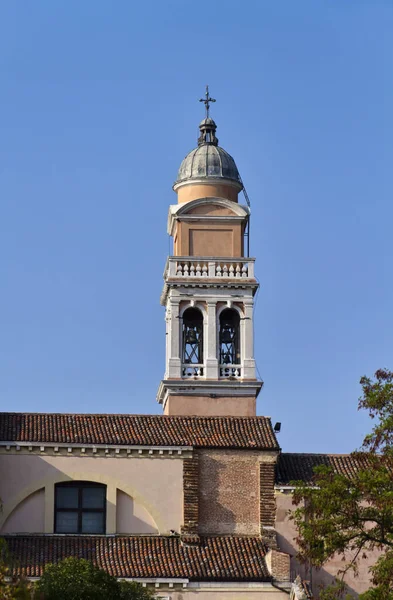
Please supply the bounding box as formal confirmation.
[206,300,217,308]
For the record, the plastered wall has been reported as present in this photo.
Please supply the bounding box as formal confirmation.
[177,183,239,204]
[164,395,256,417]
[275,491,382,596]
[174,221,243,257]
[1,488,45,534]
[0,454,183,534]
[116,489,158,534]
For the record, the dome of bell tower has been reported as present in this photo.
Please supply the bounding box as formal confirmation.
[174,117,243,192]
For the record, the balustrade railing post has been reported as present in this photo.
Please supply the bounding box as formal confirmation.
[208,261,216,277]
[168,259,176,277]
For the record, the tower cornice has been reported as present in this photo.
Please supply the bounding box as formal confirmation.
[167,197,249,236]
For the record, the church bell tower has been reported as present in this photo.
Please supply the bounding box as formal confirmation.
[157,88,262,416]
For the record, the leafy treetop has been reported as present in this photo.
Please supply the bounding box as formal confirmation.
[291,369,393,600]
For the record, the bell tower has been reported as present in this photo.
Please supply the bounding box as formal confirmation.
[157,88,262,416]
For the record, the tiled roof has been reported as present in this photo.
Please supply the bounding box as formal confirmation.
[276,453,371,486]
[0,413,278,450]
[5,535,271,581]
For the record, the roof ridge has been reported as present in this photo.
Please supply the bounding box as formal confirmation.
[0,412,272,421]
[280,452,353,457]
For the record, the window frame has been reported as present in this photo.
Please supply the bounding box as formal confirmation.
[54,481,107,534]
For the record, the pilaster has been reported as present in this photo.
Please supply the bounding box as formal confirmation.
[205,301,218,379]
[167,298,181,378]
[106,484,117,534]
[242,300,256,379]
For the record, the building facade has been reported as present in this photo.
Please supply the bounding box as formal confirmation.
[0,96,373,598]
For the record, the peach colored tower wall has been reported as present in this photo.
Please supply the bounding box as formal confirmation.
[177,182,239,204]
[164,395,256,417]
[173,203,245,257]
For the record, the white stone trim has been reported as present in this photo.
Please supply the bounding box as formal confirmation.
[172,177,244,193]
[216,301,256,380]
[0,442,192,458]
[187,581,291,591]
[179,302,206,319]
[205,301,218,378]
[157,378,263,407]
[121,578,189,585]
[160,279,258,306]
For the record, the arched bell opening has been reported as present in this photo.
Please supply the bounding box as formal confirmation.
[182,307,204,377]
[219,308,241,378]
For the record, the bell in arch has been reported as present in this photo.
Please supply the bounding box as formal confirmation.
[221,327,232,344]
[186,328,198,344]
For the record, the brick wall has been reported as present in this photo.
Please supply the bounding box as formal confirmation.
[265,548,291,581]
[198,449,260,535]
[181,454,199,536]
[260,462,276,529]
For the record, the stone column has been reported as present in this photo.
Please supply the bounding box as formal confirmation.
[205,301,218,379]
[167,298,181,378]
[242,300,256,379]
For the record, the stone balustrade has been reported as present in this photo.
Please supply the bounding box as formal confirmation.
[219,365,242,378]
[180,364,242,379]
[165,257,255,280]
[182,365,204,377]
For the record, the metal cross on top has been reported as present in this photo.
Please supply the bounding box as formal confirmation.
[199,85,216,119]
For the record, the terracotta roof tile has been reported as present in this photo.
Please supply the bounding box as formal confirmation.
[0,413,279,450]
[276,453,372,486]
[4,535,271,581]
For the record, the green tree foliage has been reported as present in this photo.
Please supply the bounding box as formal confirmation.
[0,539,31,600]
[34,557,155,600]
[118,579,156,600]
[291,369,393,599]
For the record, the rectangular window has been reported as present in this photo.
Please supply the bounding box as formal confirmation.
[55,482,106,534]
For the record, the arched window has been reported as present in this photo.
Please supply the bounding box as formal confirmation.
[182,307,203,366]
[219,309,240,365]
[54,481,106,534]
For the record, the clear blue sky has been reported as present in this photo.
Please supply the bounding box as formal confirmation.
[1,1,392,453]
